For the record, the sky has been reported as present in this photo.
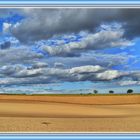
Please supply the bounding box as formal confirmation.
[0,8,140,94]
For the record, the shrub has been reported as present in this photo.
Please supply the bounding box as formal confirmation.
[93,90,98,94]
[127,89,133,94]
[109,90,114,94]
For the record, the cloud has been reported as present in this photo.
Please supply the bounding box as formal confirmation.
[9,9,140,43]
[47,52,131,69]
[96,70,123,80]
[14,68,43,78]
[54,62,64,68]
[42,28,132,57]
[0,64,132,85]
[12,9,115,43]
[0,64,24,76]
[3,22,12,33]
[129,72,140,81]
[118,80,140,86]
[0,9,16,18]
[0,47,43,65]
[0,41,11,49]
[32,62,48,69]
[70,65,104,74]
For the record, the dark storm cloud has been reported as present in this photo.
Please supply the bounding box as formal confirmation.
[0,9,16,17]
[115,9,140,39]
[10,9,140,43]
[12,9,114,43]
[0,41,11,50]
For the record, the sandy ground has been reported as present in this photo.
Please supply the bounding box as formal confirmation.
[0,95,139,132]
[0,94,139,105]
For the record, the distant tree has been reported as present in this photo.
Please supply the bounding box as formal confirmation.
[127,89,133,94]
[109,90,114,94]
[93,90,98,94]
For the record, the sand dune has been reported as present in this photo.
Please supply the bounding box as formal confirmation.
[0,94,139,132]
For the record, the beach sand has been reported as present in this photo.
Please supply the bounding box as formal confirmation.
[0,94,139,132]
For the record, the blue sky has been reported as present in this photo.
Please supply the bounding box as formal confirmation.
[0,9,140,94]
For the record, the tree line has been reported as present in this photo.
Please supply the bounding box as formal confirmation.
[93,89,133,94]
